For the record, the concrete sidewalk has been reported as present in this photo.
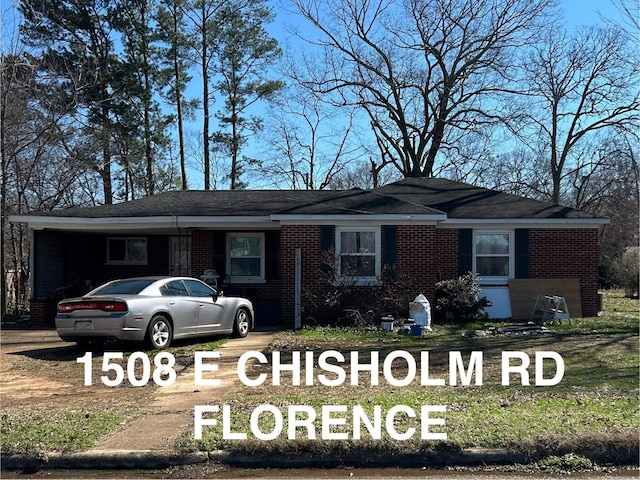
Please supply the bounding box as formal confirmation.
[92,329,277,453]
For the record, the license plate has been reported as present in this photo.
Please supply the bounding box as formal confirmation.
[75,320,93,330]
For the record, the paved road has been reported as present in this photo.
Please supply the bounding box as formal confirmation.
[2,466,638,479]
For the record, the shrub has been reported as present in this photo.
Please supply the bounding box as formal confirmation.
[612,248,639,298]
[302,250,419,326]
[535,454,593,473]
[435,272,489,322]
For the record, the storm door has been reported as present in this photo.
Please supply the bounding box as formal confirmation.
[170,237,191,276]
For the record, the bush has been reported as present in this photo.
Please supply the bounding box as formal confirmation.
[612,248,639,298]
[535,454,593,473]
[435,272,489,322]
[302,250,419,326]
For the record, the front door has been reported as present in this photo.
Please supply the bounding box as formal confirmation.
[170,237,191,276]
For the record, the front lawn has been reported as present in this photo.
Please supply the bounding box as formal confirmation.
[190,291,639,463]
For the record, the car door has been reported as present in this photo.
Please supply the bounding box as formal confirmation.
[160,280,199,337]
[183,279,225,334]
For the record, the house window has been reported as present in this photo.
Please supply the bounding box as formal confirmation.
[336,227,380,284]
[473,232,512,282]
[227,233,265,282]
[107,237,147,265]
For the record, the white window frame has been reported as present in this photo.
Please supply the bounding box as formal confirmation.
[335,226,381,286]
[473,230,514,284]
[106,237,148,265]
[227,232,265,283]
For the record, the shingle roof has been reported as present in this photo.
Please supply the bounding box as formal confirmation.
[375,178,600,219]
[20,177,603,220]
[274,188,445,216]
[40,190,334,218]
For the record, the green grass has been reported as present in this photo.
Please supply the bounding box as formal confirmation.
[2,291,637,466]
[1,409,123,454]
[189,291,639,461]
[0,336,228,455]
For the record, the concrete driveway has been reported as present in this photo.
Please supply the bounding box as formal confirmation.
[95,329,277,452]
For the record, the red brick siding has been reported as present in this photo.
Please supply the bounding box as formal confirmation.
[191,230,213,280]
[279,226,602,323]
[280,225,321,325]
[28,225,602,326]
[529,228,600,317]
[28,300,57,328]
[279,225,466,325]
[434,228,459,281]
[280,224,458,326]
[395,225,438,301]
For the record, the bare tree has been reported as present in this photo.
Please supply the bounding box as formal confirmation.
[156,0,198,190]
[518,25,639,204]
[181,0,225,190]
[1,51,98,313]
[289,0,554,178]
[259,49,364,190]
[601,0,639,44]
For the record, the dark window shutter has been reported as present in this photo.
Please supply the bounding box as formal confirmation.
[514,229,530,278]
[382,225,397,278]
[319,226,335,274]
[382,225,397,267]
[458,229,473,275]
[265,231,279,280]
[212,231,226,279]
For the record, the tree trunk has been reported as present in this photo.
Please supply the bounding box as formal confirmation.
[201,4,211,190]
[173,9,188,190]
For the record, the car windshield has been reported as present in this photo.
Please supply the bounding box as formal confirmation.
[92,279,156,295]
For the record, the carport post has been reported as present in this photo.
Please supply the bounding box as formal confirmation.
[294,248,301,329]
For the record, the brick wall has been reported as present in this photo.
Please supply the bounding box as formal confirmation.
[26,225,603,326]
[280,224,460,326]
[279,225,602,324]
[434,228,459,281]
[191,230,214,281]
[395,225,438,301]
[280,225,322,326]
[28,299,57,328]
[529,228,600,317]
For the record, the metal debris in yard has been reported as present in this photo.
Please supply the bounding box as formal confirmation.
[462,324,553,337]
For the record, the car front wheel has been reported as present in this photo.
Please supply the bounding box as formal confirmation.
[233,308,250,338]
[147,315,173,349]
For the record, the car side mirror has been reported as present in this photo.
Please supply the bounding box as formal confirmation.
[211,290,219,302]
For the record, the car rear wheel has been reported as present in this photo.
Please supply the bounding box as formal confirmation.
[147,315,173,349]
[233,308,250,338]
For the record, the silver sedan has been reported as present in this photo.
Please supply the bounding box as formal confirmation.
[55,276,254,349]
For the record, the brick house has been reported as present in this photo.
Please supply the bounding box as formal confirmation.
[9,178,608,327]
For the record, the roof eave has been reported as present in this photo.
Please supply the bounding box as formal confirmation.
[7,215,275,231]
[9,213,609,231]
[438,218,610,228]
[271,214,447,224]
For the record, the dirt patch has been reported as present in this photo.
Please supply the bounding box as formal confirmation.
[1,330,157,410]
[1,329,277,452]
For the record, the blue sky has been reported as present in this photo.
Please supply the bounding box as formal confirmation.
[561,0,622,26]
[1,0,628,191]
